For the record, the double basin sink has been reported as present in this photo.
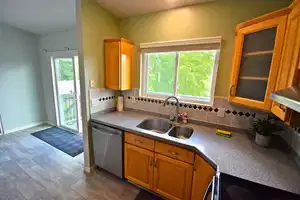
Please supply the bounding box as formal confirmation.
[137,118,193,140]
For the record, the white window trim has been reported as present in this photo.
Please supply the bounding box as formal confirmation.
[140,37,222,106]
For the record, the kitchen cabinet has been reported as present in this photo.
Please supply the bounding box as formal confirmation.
[124,132,215,200]
[271,0,300,123]
[153,153,193,200]
[229,10,288,111]
[191,155,216,200]
[104,38,134,90]
[124,143,154,190]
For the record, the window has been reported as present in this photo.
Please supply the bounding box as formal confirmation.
[140,37,221,105]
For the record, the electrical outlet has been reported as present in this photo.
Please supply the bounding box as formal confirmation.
[90,80,95,88]
[217,108,225,117]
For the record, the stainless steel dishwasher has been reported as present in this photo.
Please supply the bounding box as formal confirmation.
[91,122,123,178]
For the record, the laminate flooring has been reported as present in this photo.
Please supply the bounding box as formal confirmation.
[0,125,140,200]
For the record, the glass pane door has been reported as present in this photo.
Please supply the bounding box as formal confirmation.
[235,27,277,101]
[53,57,79,132]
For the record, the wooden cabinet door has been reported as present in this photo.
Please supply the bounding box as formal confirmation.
[105,41,120,90]
[229,15,287,111]
[124,143,154,190]
[191,155,216,200]
[153,153,193,200]
[120,41,134,90]
[271,0,300,121]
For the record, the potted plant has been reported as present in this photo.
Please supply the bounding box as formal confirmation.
[251,119,282,147]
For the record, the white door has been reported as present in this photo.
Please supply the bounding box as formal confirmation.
[51,51,82,134]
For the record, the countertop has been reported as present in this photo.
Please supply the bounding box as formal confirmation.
[91,110,300,195]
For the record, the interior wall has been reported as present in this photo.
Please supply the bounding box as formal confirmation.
[38,27,77,125]
[0,23,45,131]
[79,0,120,170]
[120,0,292,97]
[81,0,120,89]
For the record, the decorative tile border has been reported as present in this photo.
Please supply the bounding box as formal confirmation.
[89,88,116,114]
[127,96,258,118]
[98,96,116,102]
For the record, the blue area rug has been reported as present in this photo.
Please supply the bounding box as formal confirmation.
[32,127,83,157]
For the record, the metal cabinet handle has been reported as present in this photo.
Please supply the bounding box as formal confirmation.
[134,139,144,144]
[154,158,157,168]
[229,85,235,96]
[279,104,286,112]
[168,149,179,156]
[150,157,153,166]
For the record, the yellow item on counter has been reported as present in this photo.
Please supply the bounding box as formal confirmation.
[216,129,232,138]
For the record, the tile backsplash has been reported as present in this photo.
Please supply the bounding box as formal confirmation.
[122,89,269,130]
[89,88,116,114]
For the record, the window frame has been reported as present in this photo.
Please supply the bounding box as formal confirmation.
[140,37,221,106]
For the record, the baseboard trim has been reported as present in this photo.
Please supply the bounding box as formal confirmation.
[5,121,49,134]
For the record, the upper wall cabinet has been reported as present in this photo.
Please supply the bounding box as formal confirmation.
[105,38,134,90]
[229,10,288,111]
[271,0,300,123]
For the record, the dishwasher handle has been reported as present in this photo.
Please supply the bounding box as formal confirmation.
[91,123,122,136]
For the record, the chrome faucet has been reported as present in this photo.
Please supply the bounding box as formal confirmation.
[163,96,180,123]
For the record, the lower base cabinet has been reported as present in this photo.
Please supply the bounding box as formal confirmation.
[124,143,154,190]
[191,155,216,200]
[153,153,193,200]
[124,133,215,200]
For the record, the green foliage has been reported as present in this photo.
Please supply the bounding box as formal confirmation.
[251,119,283,136]
[147,51,216,98]
[57,59,74,81]
[148,52,176,94]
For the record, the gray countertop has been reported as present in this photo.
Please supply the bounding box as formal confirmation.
[91,110,300,195]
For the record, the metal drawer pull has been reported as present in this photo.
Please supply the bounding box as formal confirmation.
[134,139,144,144]
[229,85,234,96]
[168,149,179,156]
[279,104,286,112]
[154,159,157,168]
[150,157,153,166]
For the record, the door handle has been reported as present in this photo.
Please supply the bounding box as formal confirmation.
[150,157,153,166]
[229,85,235,96]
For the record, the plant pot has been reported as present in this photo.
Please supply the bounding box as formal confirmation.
[255,132,271,147]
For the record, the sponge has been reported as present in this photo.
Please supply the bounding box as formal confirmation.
[216,129,232,138]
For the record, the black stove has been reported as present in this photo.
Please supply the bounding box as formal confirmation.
[218,173,300,200]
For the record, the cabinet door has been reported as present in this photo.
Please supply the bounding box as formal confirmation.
[124,143,154,190]
[229,15,287,111]
[120,41,134,90]
[271,1,300,121]
[105,41,120,90]
[153,153,193,200]
[191,155,216,200]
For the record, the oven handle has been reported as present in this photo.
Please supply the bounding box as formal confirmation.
[203,176,215,200]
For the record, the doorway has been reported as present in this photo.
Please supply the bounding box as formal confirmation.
[51,51,82,134]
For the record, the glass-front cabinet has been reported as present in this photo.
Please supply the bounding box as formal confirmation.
[229,14,288,111]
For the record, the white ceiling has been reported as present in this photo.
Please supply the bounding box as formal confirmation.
[97,0,214,19]
[0,0,76,35]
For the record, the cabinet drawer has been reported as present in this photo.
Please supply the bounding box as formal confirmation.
[155,141,194,164]
[125,132,155,151]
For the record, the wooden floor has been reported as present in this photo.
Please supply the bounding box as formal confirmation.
[0,125,139,200]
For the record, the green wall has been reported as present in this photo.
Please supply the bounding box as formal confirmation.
[120,0,292,97]
[81,0,120,88]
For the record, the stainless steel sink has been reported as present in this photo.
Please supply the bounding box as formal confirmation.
[168,126,193,139]
[137,118,172,134]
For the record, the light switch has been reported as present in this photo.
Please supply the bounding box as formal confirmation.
[90,80,95,88]
[217,108,225,117]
